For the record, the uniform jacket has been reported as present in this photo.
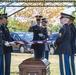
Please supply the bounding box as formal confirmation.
[28,25,45,50]
[41,27,50,51]
[0,25,4,55]
[69,23,76,54]
[54,24,72,54]
[1,24,13,53]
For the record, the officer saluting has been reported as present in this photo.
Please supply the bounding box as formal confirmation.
[28,15,45,59]
[2,13,13,75]
[54,13,72,75]
[0,14,4,75]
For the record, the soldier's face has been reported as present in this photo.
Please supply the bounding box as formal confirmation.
[2,18,8,25]
[42,22,47,27]
[37,20,40,25]
[60,18,65,25]
[0,19,2,25]
[69,20,73,24]
[60,18,69,25]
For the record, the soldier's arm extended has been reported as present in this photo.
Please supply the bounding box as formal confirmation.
[28,26,33,32]
[55,28,66,45]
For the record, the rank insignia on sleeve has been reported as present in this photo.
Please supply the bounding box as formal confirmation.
[59,33,62,37]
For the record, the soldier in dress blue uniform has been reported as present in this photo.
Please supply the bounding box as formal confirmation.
[41,18,50,60]
[54,13,72,75]
[0,14,4,75]
[28,15,45,59]
[2,14,13,75]
[68,15,76,75]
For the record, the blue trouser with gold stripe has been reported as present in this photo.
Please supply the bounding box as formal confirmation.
[59,54,74,75]
[0,55,4,75]
[5,52,11,75]
[70,55,75,75]
[59,54,64,75]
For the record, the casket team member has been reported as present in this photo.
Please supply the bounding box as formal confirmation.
[54,13,72,75]
[2,14,13,75]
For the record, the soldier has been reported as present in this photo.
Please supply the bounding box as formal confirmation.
[68,15,76,75]
[28,15,45,59]
[28,15,42,32]
[0,14,4,75]
[2,14,13,75]
[54,13,72,75]
[41,18,50,60]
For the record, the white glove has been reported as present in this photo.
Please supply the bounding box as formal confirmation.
[50,49,54,55]
[4,41,10,46]
[38,33,44,37]
[52,40,55,45]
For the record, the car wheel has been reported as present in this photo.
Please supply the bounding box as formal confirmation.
[25,48,34,53]
[50,46,55,55]
[19,45,25,53]
[31,49,34,53]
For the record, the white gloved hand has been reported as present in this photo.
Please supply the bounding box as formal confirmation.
[4,41,10,46]
[38,33,44,37]
[50,49,54,55]
[52,40,55,45]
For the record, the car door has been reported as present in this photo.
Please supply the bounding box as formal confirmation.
[12,33,21,50]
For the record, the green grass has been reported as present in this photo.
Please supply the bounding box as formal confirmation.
[11,53,76,75]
